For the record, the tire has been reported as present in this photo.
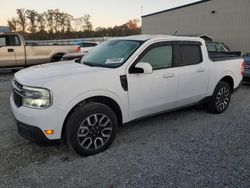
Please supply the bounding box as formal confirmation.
[208,81,232,114]
[51,53,64,62]
[11,69,19,73]
[65,102,118,156]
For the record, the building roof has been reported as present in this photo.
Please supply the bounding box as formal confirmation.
[142,0,211,18]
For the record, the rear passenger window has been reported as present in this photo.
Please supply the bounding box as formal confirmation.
[140,45,172,70]
[180,45,202,66]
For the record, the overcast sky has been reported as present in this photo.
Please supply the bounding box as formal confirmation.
[0,0,200,28]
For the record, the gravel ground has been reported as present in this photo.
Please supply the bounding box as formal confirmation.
[0,72,250,187]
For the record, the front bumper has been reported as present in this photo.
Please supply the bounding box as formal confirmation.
[17,120,51,142]
[10,93,64,140]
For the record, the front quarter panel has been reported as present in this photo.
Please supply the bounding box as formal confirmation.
[42,68,129,133]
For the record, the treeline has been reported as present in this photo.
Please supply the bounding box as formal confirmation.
[7,9,141,40]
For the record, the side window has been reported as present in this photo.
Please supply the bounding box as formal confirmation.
[179,45,202,66]
[9,35,21,46]
[79,43,84,47]
[0,36,7,47]
[139,45,173,70]
[85,43,97,47]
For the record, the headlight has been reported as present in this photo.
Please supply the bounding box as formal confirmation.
[21,86,53,109]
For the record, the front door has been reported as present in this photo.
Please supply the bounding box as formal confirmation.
[9,35,25,66]
[0,35,16,67]
[127,42,178,120]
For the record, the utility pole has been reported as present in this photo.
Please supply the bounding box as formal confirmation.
[140,5,144,34]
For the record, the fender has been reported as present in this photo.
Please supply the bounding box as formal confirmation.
[60,89,129,124]
[208,70,235,96]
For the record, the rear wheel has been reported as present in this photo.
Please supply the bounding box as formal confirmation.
[11,69,19,73]
[65,102,118,156]
[208,81,232,114]
[51,53,64,62]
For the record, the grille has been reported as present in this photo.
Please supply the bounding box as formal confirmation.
[13,91,22,107]
[13,79,22,90]
[12,79,23,108]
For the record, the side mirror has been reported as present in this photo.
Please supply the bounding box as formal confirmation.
[135,62,153,74]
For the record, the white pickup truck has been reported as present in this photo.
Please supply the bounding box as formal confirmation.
[0,33,79,68]
[10,35,244,156]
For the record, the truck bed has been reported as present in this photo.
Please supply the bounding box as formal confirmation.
[209,51,242,61]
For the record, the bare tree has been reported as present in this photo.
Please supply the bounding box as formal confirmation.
[73,17,83,32]
[127,19,140,30]
[82,14,93,32]
[16,8,27,32]
[26,9,38,33]
[7,8,141,40]
[65,13,73,33]
[36,12,46,32]
[45,9,54,33]
[53,9,61,33]
[8,18,18,32]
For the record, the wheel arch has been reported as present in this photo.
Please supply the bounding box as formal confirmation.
[50,52,65,62]
[61,95,123,139]
[219,75,234,92]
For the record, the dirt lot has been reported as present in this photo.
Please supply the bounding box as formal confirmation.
[0,72,250,187]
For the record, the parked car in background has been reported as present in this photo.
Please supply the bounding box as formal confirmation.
[206,41,230,52]
[243,53,250,82]
[0,26,11,33]
[61,51,87,62]
[11,35,243,156]
[75,41,98,52]
[0,33,79,69]
[206,41,241,57]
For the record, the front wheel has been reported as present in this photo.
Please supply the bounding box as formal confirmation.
[208,81,232,114]
[65,102,118,156]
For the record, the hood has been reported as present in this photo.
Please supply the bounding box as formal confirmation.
[15,61,109,86]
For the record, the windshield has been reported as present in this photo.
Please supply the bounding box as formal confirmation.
[80,39,142,68]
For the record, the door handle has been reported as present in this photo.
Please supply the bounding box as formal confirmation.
[8,49,14,52]
[197,68,206,73]
[163,73,175,78]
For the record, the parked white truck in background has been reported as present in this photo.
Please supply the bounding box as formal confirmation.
[10,35,244,156]
[0,33,79,68]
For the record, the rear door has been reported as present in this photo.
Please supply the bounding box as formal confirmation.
[127,42,178,120]
[175,41,209,106]
[0,35,16,67]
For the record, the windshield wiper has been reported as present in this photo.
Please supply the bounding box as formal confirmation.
[82,61,114,68]
[82,62,96,67]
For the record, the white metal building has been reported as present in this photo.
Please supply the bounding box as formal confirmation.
[142,0,250,54]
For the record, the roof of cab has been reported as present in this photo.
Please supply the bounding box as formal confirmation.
[117,35,171,41]
[114,34,205,43]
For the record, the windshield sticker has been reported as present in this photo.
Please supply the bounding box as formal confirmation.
[105,58,124,64]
